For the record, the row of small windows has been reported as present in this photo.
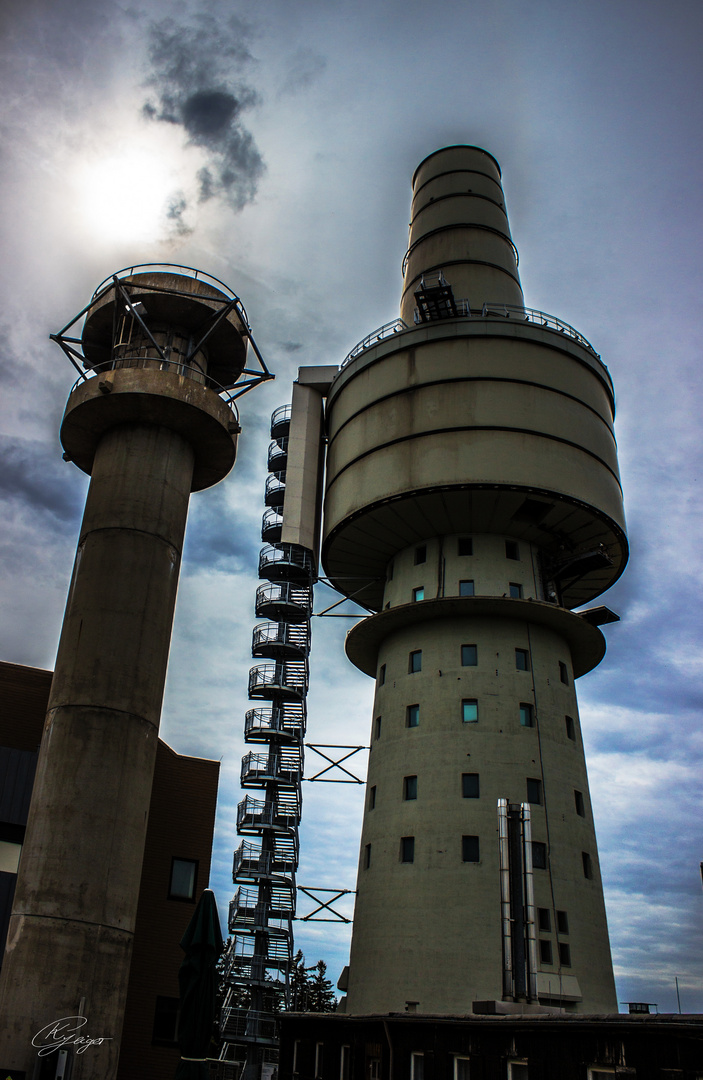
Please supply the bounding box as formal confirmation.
[363,839,593,873]
[539,939,571,966]
[364,836,483,866]
[375,706,576,736]
[413,539,523,562]
[378,651,570,683]
[303,1044,628,1080]
[411,581,524,602]
[388,538,525,579]
[371,774,585,814]
[412,1053,527,1080]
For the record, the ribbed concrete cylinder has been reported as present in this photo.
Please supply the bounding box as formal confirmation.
[322,148,625,1016]
[400,145,524,324]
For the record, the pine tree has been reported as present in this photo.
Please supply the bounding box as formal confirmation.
[290,949,311,1011]
[306,960,337,1013]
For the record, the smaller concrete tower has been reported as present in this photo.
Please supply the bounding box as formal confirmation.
[0,266,270,1079]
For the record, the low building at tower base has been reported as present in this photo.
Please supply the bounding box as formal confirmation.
[279,1011,703,1080]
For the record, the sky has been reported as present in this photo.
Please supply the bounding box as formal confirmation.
[0,0,702,1014]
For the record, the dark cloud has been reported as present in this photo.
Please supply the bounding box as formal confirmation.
[0,436,85,526]
[142,13,265,212]
[280,341,303,353]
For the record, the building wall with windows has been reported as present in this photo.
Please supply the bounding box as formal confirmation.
[279,1012,703,1080]
[0,660,219,1080]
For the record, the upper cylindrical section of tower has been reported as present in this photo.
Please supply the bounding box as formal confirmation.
[401,146,524,325]
[321,148,628,611]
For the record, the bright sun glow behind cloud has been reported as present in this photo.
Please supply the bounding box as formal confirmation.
[69,134,191,248]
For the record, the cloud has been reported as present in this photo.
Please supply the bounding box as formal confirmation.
[0,436,84,525]
[142,12,265,213]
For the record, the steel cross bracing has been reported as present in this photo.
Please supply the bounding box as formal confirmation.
[218,404,313,1080]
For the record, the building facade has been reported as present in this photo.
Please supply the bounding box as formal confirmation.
[0,659,219,1080]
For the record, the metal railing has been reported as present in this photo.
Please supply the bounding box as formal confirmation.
[244,706,306,742]
[91,262,246,315]
[267,438,289,470]
[258,544,314,579]
[342,319,408,366]
[233,838,298,881]
[248,663,309,699]
[341,303,603,367]
[67,356,241,425]
[241,750,302,788]
[270,403,292,434]
[252,622,310,656]
[255,582,313,620]
[219,1008,278,1041]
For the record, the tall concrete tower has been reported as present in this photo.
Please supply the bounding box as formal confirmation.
[320,146,626,1014]
[0,267,269,1077]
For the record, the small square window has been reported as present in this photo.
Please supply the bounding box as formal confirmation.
[409,650,422,673]
[461,644,477,666]
[401,836,415,862]
[378,664,386,686]
[369,785,376,810]
[374,716,382,740]
[559,661,569,684]
[505,540,520,560]
[556,910,569,935]
[406,704,420,728]
[459,580,475,597]
[515,648,530,671]
[508,1063,528,1080]
[462,835,480,862]
[462,699,478,723]
[458,537,473,556]
[462,773,479,798]
[169,857,197,901]
[582,851,593,879]
[559,942,571,967]
[519,703,534,727]
[403,775,418,800]
[414,545,427,565]
[539,939,553,964]
[565,715,575,740]
[509,582,523,599]
[413,586,425,602]
[526,777,542,805]
[364,843,371,869]
[532,841,547,869]
[574,790,585,817]
[538,907,551,932]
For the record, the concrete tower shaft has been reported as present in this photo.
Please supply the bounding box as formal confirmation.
[321,148,626,1017]
[0,268,252,1078]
